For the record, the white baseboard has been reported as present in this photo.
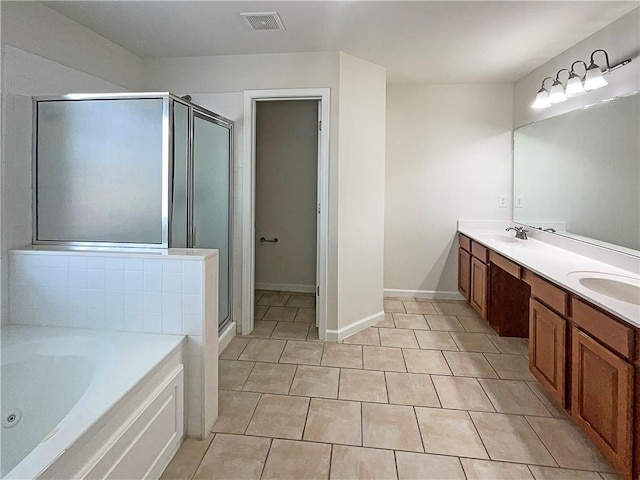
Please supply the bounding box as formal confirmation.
[325,310,385,342]
[384,289,465,301]
[255,282,315,294]
[218,321,236,356]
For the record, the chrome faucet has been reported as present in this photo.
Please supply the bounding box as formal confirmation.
[506,226,528,240]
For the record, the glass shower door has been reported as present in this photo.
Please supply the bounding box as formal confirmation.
[192,113,232,331]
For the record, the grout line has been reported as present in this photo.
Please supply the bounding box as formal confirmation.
[523,415,561,468]
[186,432,215,480]
[412,405,427,454]
[258,437,273,480]
[466,410,492,461]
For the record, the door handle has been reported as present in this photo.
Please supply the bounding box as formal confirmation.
[260,237,279,243]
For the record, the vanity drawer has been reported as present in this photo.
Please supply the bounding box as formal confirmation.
[459,234,471,252]
[523,270,569,316]
[490,251,521,279]
[471,241,489,263]
[571,297,634,360]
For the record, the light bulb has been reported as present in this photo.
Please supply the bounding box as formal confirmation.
[549,80,567,103]
[532,88,551,109]
[565,73,586,97]
[584,63,608,91]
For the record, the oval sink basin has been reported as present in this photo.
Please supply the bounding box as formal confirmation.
[484,235,520,244]
[568,271,640,306]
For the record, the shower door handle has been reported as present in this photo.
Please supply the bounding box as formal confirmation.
[260,237,279,243]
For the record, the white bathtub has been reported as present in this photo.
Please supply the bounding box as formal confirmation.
[1,325,185,479]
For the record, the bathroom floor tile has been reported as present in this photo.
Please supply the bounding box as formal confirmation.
[285,294,315,308]
[385,372,440,407]
[246,321,277,339]
[218,360,255,390]
[375,312,396,328]
[526,381,568,418]
[254,305,268,321]
[258,292,290,307]
[488,335,529,355]
[239,338,286,362]
[270,321,310,340]
[279,340,323,365]
[450,332,500,353]
[338,368,388,403]
[402,349,452,375]
[342,326,381,346]
[431,375,495,412]
[484,353,535,380]
[212,390,261,434]
[219,336,250,360]
[470,411,556,466]
[458,316,495,334]
[294,307,315,322]
[193,434,271,480]
[263,306,298,322]
[321,343,363,368]
[383,299,406,313]
[161,435,214,480]
[330,445,397,480]
[242,362,296,394]
[303,398,362,445]
[307,326,321,341]
[379,328,419,348]
[432,301,477,316]
[362,402,423,452]
[443,351,498,378]
[392,313,430,329]
[261,439,330,480]
[425,315,466,332]
[403,301,437,315]
[245,394,310,440]
[460,458,535,480]
[289,365,340,398]
[528,465,603,480]
[363,345,406,372]
[479,379,551,416]
[414,330,459,351]
[395,452,465,480]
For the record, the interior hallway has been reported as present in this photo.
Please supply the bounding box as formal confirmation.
[161,295,619,480]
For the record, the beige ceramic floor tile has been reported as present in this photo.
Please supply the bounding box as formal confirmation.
[239,338,286,362]
[245,394,310,440]
[396,452,465,480]
[526,416,616,472]
[363,345,406,372]
[443,351,498,378]
[488,335,529,355]
[379,328,419,348]
[339,368,388,403]
[261,439,330,480]
[321,343,363,368]
[160,435,214,480]
[242,362,297,394]
[376,313,396,328]
[254,305,268,320]
[193,434,271,480]
[433,301,477,316]
[263,306,298,322]
[450,332,500,353]
[526,382,568,418]
[279,340,323,365]
[458,316,495,334]
[212,390,261,434]
[294,307,315,322]
[484,353,535,380]
[415,407,488,459]
[219,360,255,390]
[270,321,310,340]
[479,379,551,416]
[431,375,495,412]
[460,458,535,480]
[330,445,398,480]
[384,299,406,313]
[403,301,437,315]
[425,315,466,332]
[392,313,430,330]
[362,402,424,452]
[385,372,440,407]
[343,327,381,346]
[289,365,340,398]
[255,292,265,305]
[528,465,603,479]
[414,330,459,351]
[303,398,362,445]
[286,294,315,308]
[258,292,290,307]
[247,321,278,338]
[403,349,452,375]
[307,326,320,341]
[470,411,556,466]
[219,336,250,360]
[599,474,624,480]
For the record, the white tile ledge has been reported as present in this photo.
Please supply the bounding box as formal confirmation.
[10,245,218,260]
[457,221,640,328]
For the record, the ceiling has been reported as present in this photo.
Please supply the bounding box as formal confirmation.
[44,1,639,84]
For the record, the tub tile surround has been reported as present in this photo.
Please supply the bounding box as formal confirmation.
[7,247,219,438]
[161,297,618,480]
[457,220,640,327]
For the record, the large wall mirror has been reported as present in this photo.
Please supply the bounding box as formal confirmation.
[513,91,639,255]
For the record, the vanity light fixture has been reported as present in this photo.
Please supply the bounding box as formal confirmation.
[531,49,631,109]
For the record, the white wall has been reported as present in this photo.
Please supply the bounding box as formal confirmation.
[255,100,318,291]
[336,53,386,331]
[514,8,640,128]
[384,84,513,296]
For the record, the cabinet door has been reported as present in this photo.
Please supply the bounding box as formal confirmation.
[470,257,487,319]
[571,328,633,478]
[529,299,566,406]
[458,248,471,301]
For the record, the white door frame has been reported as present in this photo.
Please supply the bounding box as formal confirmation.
[241,88,330,340]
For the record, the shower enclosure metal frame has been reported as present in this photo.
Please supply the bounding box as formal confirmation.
[32,92,234,330]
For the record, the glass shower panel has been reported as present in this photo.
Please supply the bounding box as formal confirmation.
[171,102,189,248]
[36,98,165,244]
[192,114,231,329]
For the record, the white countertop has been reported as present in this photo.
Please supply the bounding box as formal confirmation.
[458,226,640,328]
[10,245,218,260]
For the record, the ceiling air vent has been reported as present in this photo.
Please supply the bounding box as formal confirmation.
[240,12,285,31]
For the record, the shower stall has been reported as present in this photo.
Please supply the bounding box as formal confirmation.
[33,93,233,331]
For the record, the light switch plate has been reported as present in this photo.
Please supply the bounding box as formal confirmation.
[498,195,507,208]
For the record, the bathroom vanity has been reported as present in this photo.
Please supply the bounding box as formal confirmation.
[457,227,639,479]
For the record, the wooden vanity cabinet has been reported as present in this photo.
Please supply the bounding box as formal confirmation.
[488,252,529,337]
[457,235,471,301]
[469,242,489,320]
